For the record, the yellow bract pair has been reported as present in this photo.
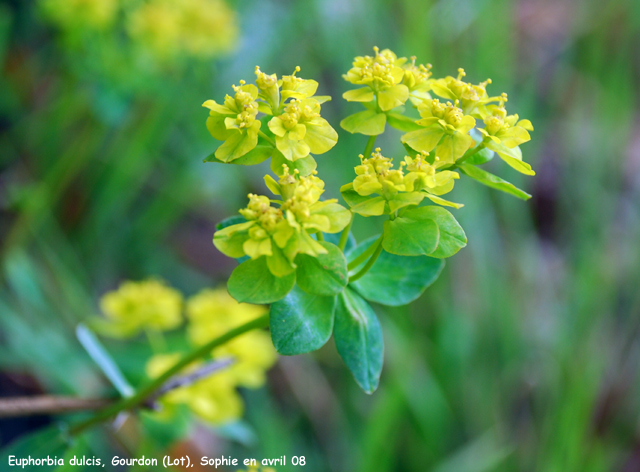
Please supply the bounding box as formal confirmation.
[214,168,351,276]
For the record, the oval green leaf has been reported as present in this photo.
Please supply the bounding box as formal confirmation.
[295,241,348,296]
[269,286,336,355]
[347,237,445,306]
[400,206,467,258]
[334,288,384,394]
[205,144,273,166]
[228,256,295,304]
[382,217,439,256]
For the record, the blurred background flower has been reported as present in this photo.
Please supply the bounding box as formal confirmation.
[1,0,640,470]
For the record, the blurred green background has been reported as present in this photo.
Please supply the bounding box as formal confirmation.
[1,0,640,470]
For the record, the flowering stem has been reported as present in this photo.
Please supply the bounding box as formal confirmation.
[337,214,353,251]
[456,142,485,166]
[349,236,384,283]
[362,135,377,158]
[258,130,276,147]
[68,314,270,436]
[347,234,382,270]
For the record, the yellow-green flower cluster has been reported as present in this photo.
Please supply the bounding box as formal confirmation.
[99,280,182,337]
[402,67,535,174]
[204,67,337,164]
[401,98,477,164]
[146,287,276,425]
[341,149,462,216]
[214,168,350,276]
[40,0,118,30]
[343,47,433,111]
[343,48,535,175]
[40,0,238,62]
[128,0,238,61]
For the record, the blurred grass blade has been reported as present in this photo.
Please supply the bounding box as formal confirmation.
[76,324,134,398]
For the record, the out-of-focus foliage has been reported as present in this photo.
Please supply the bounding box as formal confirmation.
[1,0,640,471]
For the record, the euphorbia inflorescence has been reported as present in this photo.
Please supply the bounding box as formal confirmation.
[202,47,535,393]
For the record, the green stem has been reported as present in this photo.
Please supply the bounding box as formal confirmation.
[69,314,270,435]
[258,130,276,147]
[456,142,485,166]
[347,234,382,270]
[337,214,353,251]
[316,232,325,242]
[349,237,384,283]
[362,135,377,159]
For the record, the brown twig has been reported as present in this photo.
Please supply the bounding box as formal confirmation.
[0,396,113,418]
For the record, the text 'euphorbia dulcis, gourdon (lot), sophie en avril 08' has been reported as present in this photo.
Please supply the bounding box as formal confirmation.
[203,47,535,393]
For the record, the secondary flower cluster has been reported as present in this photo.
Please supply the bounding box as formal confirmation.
[97,281,276,425]
[40,0,238,61]
[342,48,535,175]
[214,167,350,276]
[203,67,338,166]
[341,149,461,217]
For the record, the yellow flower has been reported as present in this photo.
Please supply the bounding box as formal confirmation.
[429,68,498,118]
[341,149,462,216]
[476,94,535,175]
[99,280,182,337]
[176,0,238,58]
[479,95,534,148]
[186,288,276,388]
[146,354,243,425]
[401,98,476,164]
[127,0,238,61]
[203,81,262,163]
[401,56,433,105]
[268,97,338,161]
[214,169,350,276]
[40,0,118,30]
[343,47,410,111]
[205,66,335,165]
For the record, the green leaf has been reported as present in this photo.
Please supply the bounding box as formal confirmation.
[485,141,535,175]
[347,237,445,306]
[0,425,69,471]
[459,164,531,200]
[340,110,386,136]
[270,286,336,355]
[334,288,384,394]
[228,257,295,304]
[270,151,317,177]
[340,183,370,207]
[383,217,439,256]
[295,241,348,296]
[401,206,467,258]
[343,87,375,102]
[324,231,356,253]
[401,126,444,153]
[205,144,273,165]
[216,215,248,231]
[386,112,422,132]
[215,130,259,163]
[351,196,386,216]
[387,192,425,212]
[463,146,495,165]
